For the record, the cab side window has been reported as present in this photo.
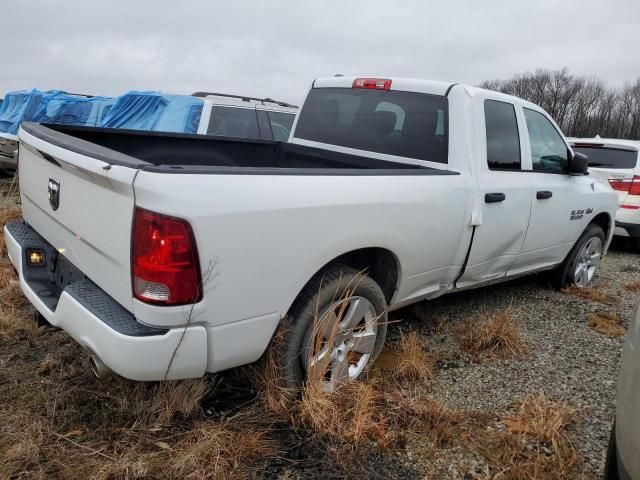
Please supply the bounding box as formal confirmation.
[523,108,569,173]
[207,106,260,139]
[484,100,521,170]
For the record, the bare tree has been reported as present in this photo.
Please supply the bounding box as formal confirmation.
[480,68,640,139]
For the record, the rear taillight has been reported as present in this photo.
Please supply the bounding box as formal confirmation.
[609,175,640,195]
[132,208,201,306]
[352,78,392,90]
[631,176,640,196]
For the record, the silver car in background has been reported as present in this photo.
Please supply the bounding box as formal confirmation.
[606,299,640,479]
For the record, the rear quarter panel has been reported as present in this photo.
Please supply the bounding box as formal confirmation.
[132,171,469,329]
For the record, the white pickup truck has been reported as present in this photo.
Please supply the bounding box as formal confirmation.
[5,76,617,390]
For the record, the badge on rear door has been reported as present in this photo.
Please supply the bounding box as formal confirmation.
[48,178,60,211]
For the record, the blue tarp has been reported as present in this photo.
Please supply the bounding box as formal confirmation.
[0,89,65,135]
[100,91,203,134]
[36,94,116,127]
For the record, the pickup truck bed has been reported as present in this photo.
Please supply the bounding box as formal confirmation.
[31,123,456,174]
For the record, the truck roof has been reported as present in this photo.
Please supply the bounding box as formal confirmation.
[313,76,542,109]
[568,137,640,151]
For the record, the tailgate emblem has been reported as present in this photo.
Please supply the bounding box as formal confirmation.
[47,178,60,211]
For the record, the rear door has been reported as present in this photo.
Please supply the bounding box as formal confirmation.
[18,124,139,311]
[457,97,533,286]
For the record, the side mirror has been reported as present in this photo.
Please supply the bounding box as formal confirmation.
[569,151,589,175]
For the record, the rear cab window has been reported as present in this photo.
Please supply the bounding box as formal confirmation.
[206,106,260,139]
[484,99,521,170]
[572,145,639,169]
[294,87,448,163]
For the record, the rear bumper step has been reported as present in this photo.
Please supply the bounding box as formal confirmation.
[4,220,208,381]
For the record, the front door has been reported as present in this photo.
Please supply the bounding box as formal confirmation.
[511,107,585,274]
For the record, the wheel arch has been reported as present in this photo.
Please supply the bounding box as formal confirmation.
[589,211,612,244]
[286,246,401,316]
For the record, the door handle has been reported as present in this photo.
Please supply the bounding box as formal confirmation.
[485,192,506,203]
[536,190,553,200]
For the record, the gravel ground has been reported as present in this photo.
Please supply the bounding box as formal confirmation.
[387,239,639,479]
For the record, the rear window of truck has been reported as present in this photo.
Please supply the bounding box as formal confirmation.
[572,146,638,169]
[295,88,448,163]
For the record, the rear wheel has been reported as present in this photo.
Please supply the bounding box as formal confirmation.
[552,224,605,289]
[276,265,388,391]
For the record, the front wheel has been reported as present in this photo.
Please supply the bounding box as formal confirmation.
[552,224,605,289]
[275,265,388,391]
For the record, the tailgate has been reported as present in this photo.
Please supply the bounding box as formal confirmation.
[17,123,145,311]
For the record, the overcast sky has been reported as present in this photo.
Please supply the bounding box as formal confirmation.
[5,0,639,105]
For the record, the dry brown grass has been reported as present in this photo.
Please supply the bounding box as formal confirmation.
[394,331,435,382]
[389,388,472,448]
[137,379,211,425]
[457,307,527,359]
[0,204,21,255]
[0,175,19,198]
[0,203,21,225]
[562,285,614,304]
[478,391,579,479]
[251,319,297,417]
[503,391,576,450]
[296,380,389,447]
[587,311,626,337]
[0,373,277,480]
[169,416,279,480]
[624,281,640,293]
[0,266,35,337]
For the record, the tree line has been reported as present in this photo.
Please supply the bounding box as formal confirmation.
[480,68,640,139]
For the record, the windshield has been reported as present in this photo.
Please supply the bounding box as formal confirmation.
[295,87,448,163]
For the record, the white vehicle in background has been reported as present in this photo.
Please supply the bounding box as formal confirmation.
[5,76,616,389]
[606,299,640,480]
[569,138,640,249]
[192,92,297,141]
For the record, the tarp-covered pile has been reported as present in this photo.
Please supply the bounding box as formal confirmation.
[0,89,205,137]
[100,92,203,134]
[36,94,116,127]
[0,89,64,136]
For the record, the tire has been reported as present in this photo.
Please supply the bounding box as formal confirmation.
[275,265,388,391]
[0,168,15,178]
[552,223,605,289]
